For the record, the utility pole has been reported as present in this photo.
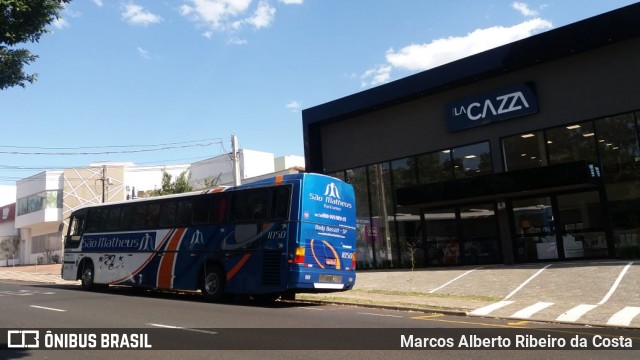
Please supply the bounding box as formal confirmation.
[101,165,107,203]
[231,135,241,186]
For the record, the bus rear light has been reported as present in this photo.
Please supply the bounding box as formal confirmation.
[352,252,356,269]
[294,246,305,264]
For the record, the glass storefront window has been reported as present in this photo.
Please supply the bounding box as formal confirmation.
[424,208,459,265]
[327,171,345,181]
[390,157,417,189]
[368,163,395,268]
[547,121,597,164]
[345,167,374,270]
[599,113,640,258]
[512,197,558,262]
[502,131,547,171]
[459,204,501,264]
[416,150,453,184]
[452,142,492,178]
[595,114,640,184]
[556,192,607,258]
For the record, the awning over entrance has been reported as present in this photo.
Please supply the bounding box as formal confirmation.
[396,161,603,207]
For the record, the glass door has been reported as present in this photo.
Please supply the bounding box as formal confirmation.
[459,203,501,265]
[512,197,558,262]
[556,191,608,258]
[423,208,459,265]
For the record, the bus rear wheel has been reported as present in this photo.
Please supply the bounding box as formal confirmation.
[201,264,225,302]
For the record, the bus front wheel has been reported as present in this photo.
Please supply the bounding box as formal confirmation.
[201,264,225,302]
[80,262,95,290]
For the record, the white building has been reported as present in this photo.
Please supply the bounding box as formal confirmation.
[0,185,16,207]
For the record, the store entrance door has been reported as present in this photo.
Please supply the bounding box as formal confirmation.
[510,190,609,263]
[511,197,559,262]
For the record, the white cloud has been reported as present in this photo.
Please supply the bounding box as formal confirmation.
[361,18,552,87]
[181,0,277,34]
[227,37,248,45]
[244,0,276,29]
[180,0,252,31]
[52,17,70,29]
[92,0,104,7]
[122,4,163,26]
[279,0,303,4]
[137,47,151,59]
[360,65,392,88]
[512,2,538,17]
[286,100,301,112]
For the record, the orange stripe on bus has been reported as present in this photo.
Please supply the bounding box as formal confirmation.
[275,175,284,184]
[226,253,251,281]
[157,228,186,288]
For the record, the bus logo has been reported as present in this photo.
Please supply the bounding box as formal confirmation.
[324,183,340,199]
[138,233,155,251]
[190,230,204,246]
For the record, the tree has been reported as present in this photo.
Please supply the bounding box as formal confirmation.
[0,236,20,266]
[151,169,194,196]
[1,0,71,90]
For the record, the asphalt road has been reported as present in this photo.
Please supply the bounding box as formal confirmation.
[0,281,638,360]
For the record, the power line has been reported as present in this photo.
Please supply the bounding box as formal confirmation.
[0,138,224,151]
[0,140,222,156]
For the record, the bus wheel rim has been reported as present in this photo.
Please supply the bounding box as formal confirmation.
[205,273,219,294]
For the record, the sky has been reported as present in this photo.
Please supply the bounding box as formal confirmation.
[1,0,638,185]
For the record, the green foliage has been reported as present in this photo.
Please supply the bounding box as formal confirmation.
[0,0,71,89]
[151,169,194,196]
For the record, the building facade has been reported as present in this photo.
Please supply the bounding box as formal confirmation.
[302,4,640,268]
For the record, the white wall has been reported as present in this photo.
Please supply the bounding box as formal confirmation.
[0,185,16,207]
[16,171,63,199]
[275,155,305,171]
[240,150,275,179]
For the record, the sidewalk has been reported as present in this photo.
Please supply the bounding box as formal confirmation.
[0,264,78,285]
[1,261,638,329]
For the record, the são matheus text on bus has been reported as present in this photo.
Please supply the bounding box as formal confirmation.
[61,173,357,302]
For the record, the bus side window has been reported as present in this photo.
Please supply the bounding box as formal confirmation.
[270,186,291,220]
[131,204,147,230]
[176,200,192,227]
[87,208,107,233]
[119,205,133,230]
[159,201,177,228]
[146,203,161,228]
[192,197,210,224]
[209,195,228,223]
[231,190,268,222]
[106,206,121,231]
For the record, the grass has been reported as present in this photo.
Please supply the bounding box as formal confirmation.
[296,289,501,311]
[348,288,501,302]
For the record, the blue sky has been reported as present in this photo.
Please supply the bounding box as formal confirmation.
[0,0,637,185]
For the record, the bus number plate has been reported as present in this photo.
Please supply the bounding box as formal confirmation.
[319,275,342,283]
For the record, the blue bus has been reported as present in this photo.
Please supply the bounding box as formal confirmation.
[61,173,357,302]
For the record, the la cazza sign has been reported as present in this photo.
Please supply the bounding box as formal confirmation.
[445,83,539,132]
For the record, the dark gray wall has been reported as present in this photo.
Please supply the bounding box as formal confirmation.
[320,37,640,173]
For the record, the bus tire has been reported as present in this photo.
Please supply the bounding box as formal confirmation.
[201,264,225,302]
[80,261,95,291]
